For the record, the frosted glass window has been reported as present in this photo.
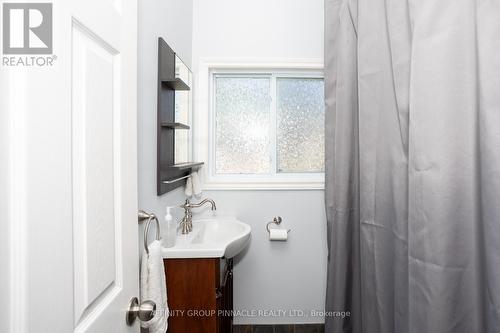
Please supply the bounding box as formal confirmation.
[277,78,325,173]
[213,72,324,177]
[215,77,271,174]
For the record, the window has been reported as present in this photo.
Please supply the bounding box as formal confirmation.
[215,76,272,174]
[209,69,325,188]
[276,77,325,173]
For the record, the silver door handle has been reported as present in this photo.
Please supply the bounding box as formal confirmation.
[126,297,156,325]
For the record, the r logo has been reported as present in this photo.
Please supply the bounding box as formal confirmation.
[2,3,53,54]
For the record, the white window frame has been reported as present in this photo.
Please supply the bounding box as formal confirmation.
[194,60,325,190]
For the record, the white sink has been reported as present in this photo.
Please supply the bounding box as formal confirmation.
[162,217,251,259]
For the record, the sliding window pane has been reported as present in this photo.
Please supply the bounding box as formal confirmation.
[277,78,325,173]
[215,77,271,174]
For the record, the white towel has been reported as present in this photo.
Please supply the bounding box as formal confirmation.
[184,175,193,197]
[140,240,168,333]
[191,171,202,197]
[184,172,202,198]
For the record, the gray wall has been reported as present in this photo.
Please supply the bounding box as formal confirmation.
[192,0,327,325]
[137,0,193,239]
[138,0,327,325]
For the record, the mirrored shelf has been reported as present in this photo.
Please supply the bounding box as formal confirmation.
[157,37,200,195]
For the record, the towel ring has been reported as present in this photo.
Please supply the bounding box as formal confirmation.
[138,210,161,255]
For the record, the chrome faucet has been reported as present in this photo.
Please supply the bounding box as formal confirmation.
[179,198,217,234]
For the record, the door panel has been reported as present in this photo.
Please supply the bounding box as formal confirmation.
[2,0,138,332]
[69,1,138,332]
[72,21,121,327]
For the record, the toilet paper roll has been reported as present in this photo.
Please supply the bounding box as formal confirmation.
[269,228,288,241]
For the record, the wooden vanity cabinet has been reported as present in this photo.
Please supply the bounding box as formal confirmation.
[164,258,233,333]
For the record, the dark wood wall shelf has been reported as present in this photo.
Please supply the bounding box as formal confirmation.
[161,78,190,91]
[157,38,202,195]
[161,122,190,130]
[167,162,204,170]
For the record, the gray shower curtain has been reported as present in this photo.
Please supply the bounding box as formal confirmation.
[324,0,500,332]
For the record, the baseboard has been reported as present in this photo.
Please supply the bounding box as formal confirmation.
[233,324,324,333]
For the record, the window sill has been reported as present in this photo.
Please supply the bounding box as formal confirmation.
[202,178,325,191]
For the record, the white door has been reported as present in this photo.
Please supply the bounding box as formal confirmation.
[0,0,139,332]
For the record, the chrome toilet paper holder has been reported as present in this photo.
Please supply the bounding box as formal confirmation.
[266,216,291,234]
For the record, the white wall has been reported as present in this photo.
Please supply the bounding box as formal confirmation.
[192,0,327,325]
[137,0,193,239]
[192,0,324,60]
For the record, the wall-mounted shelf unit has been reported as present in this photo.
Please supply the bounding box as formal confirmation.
[157,38,203,195]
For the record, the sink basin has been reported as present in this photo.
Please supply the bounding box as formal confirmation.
[162,217,251,259]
